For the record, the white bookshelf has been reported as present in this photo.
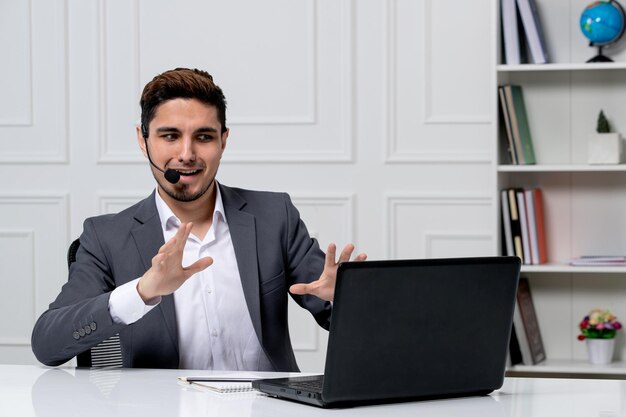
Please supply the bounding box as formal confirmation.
[507,359,626,378]
[494,0,626,377]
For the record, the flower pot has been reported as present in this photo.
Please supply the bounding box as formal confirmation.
[585,338,615,365]
[588,133,623,164]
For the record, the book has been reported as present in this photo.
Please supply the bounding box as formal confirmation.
[507,188,525,261]
[525,188,547,264]
[498,86,518,164]
[505,85,536,165]
[501,189,514,256]
[516,190,532,264]
[515,277,546,365]
[503,85,525,164]
[569,256,626,266]
[508,322,524,366]
[516,0,548,64]
[501,0,521,65]
[524,189,539,264]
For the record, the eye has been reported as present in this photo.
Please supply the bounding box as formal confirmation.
[160,133,178,141]
[197,134,214,142]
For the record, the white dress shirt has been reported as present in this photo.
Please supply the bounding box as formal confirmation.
[109,185,269,370]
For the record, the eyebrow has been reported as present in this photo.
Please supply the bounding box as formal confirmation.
[155,126,219,134]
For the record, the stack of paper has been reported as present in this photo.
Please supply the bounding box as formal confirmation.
[569,256,626,266]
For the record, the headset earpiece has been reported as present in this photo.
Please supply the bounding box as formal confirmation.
[141,123,148,139]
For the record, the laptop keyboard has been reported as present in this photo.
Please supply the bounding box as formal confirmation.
[287,375,324,391]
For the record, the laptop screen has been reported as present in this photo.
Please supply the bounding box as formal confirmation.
[321,257,520,404]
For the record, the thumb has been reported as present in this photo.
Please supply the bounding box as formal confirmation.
[184,256,214,277]
[289,283,311,295]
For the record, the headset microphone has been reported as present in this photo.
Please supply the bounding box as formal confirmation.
[141,124,181,184]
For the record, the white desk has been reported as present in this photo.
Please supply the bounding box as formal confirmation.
[2,364,626,416]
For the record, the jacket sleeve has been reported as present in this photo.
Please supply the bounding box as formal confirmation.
[281,193,332,330]
[31,217,126,366]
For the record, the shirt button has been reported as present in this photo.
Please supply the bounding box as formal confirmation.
[211,329,218,337]
[207,289,212,294]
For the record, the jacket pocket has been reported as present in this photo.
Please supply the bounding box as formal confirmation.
[260,270,286,296]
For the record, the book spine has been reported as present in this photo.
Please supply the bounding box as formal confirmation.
[511,85,536,165]
[517,277,546,364]
[501,0,521,65]
[504,85,525,164]
[516,189,532,265]
[515,0,548,64]
[508,188,525,261]
[499,86,518,164]
[501,189,515,256]
[525,189,540,265]
[512,298,532,364]
[532,188,548,263]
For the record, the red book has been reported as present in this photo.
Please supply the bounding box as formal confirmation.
[532,188,548,264]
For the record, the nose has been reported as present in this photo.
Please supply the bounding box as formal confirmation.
[178,136,196,163]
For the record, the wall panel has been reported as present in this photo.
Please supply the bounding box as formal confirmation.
[0,0,67,163]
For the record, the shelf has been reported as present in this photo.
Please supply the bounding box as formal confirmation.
[498,164,626,173]
[497,62,626,72]
[521,263,626,274]
[506,359,626,379]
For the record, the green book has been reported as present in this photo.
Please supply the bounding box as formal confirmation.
[507,85,536,165]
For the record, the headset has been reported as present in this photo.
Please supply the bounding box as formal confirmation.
[141,123,180,184]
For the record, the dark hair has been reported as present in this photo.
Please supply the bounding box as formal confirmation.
[140,68,227,134]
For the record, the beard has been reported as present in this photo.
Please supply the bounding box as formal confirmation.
[153,173,214,203]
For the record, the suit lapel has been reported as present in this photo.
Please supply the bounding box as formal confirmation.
[220,185,263,342]
[130,193,179,354]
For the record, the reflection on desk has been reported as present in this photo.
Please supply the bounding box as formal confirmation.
[1,364,625,416]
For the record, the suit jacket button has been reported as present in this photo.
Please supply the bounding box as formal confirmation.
[84,325,91,335]
[90,322,97,331]
[78,328,85,337]
[73,331,80,340]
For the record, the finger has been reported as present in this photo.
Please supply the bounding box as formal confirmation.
[151,252,166,269]
[354,253,367,262]
[290,283,314,296]
[337,243,355,264]
[325,243,337,268]
[158,235,178,254]
[184,256,214,277]
[175,222,193,250]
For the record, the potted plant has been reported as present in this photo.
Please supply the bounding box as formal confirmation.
[588,110,623,164]
[577,308,622,364]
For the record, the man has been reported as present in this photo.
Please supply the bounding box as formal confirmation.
[31,68,365,371]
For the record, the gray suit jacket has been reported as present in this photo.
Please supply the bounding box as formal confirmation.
[31,184,330,371]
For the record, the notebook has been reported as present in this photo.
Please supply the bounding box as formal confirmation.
[252,256,521,407]
[178,374,260,394]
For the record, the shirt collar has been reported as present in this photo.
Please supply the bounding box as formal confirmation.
[154,182,226,234]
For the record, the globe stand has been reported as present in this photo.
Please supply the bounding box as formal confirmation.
[586,45,614,63]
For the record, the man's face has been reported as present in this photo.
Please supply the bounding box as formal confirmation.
[137,98,228,203]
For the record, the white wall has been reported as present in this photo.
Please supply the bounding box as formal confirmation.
[0,0,494,371]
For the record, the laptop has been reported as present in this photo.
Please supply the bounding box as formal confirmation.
[252,256,521,407]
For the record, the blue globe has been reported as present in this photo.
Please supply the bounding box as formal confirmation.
[580,1,625,45]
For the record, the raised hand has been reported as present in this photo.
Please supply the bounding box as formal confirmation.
[137,222,213,303]
[289,243,367,302]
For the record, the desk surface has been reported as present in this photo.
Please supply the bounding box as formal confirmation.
[2,364,626,416]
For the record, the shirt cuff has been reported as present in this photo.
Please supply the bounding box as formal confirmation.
[109,277,161,325]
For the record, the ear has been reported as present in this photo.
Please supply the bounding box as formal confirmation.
[136,125,148,159]
[220,128,229,153]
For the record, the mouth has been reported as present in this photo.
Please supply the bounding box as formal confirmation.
[175,169,202,177]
